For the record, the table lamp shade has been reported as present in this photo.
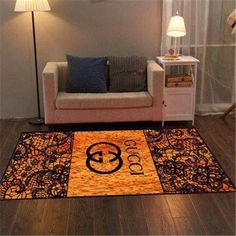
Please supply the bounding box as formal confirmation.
[14,0,51,12]
[167,15,186,37]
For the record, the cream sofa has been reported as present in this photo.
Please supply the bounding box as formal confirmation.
[42,60,164,124]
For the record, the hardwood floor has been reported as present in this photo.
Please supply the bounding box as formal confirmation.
[0,116,235,235]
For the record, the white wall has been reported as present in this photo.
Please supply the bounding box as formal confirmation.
[0,0,162,119]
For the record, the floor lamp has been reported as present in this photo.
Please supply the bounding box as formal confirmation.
[14,0,51,125]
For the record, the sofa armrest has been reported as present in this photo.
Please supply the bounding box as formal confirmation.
[147,60,164,120]
[147,60,164,95]
[42,62,59,124]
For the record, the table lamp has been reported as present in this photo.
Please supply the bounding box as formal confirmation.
[166,11,186,59]
[14,0,51,125]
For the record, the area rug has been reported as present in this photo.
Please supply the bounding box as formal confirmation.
[0,128,234,200]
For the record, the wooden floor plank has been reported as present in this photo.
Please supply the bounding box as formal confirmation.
[190,194,234,235]
[36,199,70,235]
[141,195,178,235]
[211,193,235,233]
[66,198,95,235]
[9,200,45,235]
[165,195,207,234]
[0,201,20,235]
[117,196,149,235]
[93,197,122,235]
[173,216,206,235]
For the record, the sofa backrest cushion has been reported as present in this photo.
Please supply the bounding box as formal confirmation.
[58,62,69,91]
[66,55,108,93]
[108,56,147,92]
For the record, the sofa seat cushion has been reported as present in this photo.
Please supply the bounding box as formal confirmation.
[56,92,152,110]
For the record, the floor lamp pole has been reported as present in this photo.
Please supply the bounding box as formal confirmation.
[29,11,44,125]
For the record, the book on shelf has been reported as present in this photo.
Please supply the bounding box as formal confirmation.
[166,74,192,83]
[166,81,193,88]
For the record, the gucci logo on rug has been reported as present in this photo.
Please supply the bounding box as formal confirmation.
[86,142,123,174]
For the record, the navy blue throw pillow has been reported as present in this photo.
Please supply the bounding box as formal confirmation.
[66,55,108,93]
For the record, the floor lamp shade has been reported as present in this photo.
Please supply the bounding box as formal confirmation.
[14,0,51,12]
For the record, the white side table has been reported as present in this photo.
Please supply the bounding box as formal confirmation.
[156,56,200,126]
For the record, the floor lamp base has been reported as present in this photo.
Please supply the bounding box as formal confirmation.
[29,117,45,125]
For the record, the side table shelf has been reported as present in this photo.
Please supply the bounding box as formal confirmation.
[156,56,200,126]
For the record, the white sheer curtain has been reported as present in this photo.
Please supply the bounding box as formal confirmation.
[161,0,236,115]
